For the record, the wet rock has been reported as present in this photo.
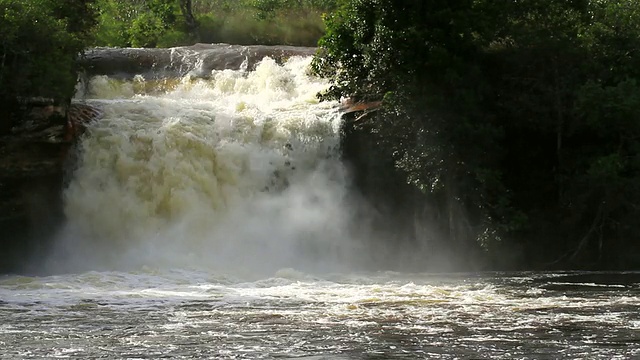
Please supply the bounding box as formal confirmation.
[535,272,640,288]
[80,44,317,79]
[0,99,102,273]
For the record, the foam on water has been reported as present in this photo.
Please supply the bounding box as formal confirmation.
[1,269,639,359]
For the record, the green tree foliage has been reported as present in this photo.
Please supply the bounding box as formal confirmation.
[94,0,187,47]
[314,0,640,268]
[313,0,506,260]
[0,0,96,104]
[93,0,337,47]
[252,0,338,19]
[484,0,640,267]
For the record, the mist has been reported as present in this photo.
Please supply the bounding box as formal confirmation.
[35,56,459,277]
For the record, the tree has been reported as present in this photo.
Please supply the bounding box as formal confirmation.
[0,0,96,104]
[313,0,505,262]
[314,0,640,269]
[179,0,198,39]
[93,0,187,47]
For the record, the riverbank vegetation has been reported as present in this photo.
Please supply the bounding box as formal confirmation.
[92,0,337,47]
[314,0,640,269]
[0,0,96,118]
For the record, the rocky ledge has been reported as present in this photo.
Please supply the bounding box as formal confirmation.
[80,43,317,79]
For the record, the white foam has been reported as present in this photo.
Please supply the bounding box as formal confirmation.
[48,56,361,275]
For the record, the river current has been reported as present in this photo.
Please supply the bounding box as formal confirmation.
[1,50,638,359]
[1,270,639,359]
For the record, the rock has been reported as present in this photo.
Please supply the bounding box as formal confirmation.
[0,99,102,273]
[79,44,317,79]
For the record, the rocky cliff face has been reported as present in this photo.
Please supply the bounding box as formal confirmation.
[0,99,97,273]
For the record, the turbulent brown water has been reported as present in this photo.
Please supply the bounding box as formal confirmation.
[1,271,639,359]
[1,46,639,359]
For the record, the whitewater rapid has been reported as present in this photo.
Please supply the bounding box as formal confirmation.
[1,270,639,359]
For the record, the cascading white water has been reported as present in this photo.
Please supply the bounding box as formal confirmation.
[47,56,367,275]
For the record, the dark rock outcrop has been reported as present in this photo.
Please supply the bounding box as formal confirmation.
[0,99,100,273]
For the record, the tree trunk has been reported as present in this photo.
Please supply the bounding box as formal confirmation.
[179,0,199,40]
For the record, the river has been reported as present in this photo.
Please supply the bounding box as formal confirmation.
[1,48,638,359]
[1,270,639,359]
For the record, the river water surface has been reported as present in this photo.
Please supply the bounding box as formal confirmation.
[1,270,639,359]
[1,48,638,359]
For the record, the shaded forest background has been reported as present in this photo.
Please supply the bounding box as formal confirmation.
[2,0,640,270]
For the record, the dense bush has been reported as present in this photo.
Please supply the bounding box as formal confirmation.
[0,0,95,104]
[93,0,338,47]
[314,0,640,269]
[93,0,184,47]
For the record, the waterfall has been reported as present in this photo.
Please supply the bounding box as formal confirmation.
[45,47,368,275]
